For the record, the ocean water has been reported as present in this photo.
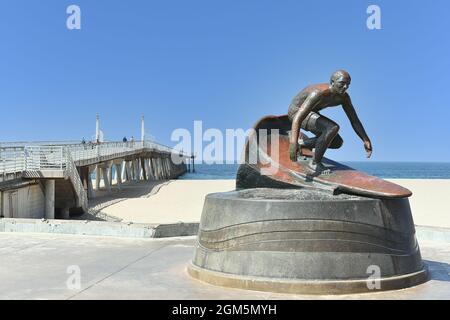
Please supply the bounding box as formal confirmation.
[180,162,450,180]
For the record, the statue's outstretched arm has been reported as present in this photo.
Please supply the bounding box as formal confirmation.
[342,94,373,157]
[342,94,370,141]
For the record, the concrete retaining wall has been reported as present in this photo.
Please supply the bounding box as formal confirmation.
[0,217,448,243]
[0,218,198,238]
[416,226,450,243]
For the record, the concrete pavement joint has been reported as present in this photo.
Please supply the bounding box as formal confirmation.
[66,243,170,300]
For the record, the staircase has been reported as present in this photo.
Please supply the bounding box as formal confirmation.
[63,151,88,212]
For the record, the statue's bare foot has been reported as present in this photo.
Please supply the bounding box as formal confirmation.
[307,161,331,175]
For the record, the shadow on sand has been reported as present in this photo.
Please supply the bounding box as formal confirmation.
[72,180,170,222]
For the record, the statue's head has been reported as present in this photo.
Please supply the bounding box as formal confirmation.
[330,70,351,94]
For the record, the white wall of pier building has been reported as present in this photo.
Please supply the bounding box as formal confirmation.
[1,184,45,219]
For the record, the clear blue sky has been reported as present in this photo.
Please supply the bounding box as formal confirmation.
[0,0,449,162]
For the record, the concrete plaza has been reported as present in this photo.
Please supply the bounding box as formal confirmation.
[0,232,449,300]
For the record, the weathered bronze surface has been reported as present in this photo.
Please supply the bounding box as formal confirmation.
[189,189,427,294]
[288,70,372,174]
[236,115,412,198]
[235,71,412,198]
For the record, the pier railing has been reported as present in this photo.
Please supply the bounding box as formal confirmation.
[0,141,184,176]
[65,150,89,211]
[0,147,26,175]
[25,146,66,171]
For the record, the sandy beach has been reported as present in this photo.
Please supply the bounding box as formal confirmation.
[88,179,235,223]
[391,179,450,228]
[89,178,450,228]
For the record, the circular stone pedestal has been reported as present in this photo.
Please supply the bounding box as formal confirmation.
[188,188,428,294]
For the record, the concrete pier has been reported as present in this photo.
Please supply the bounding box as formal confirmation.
[0,113,189,220]
[0,140,188,220]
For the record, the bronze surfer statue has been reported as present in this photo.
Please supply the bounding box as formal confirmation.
[288,70,373,174]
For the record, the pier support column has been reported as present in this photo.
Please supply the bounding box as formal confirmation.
[162,158,168,179]
[129,160,134,181]
[128,160,134,181]
[108,161,113,187]
[144,159,150,180]
[161,158,166,179]
[134,158,140,181]
[159,158,163,179]
[130,159,135,181]
[150,158,156,180]
[96,166,102,190]
[155,158,161,180]
[79,167,88,192]
[140,158,144,180]
[101,166,112,194]
[87,166,96,198]
[114,160,123,190]
[108,164,113,187]
[141,158,147,181]
[121,160,126,183]
[166,158,171,178]
[134,158,139,180]
[124,161,131,182]
[45,180,55,220]
[139,158,143,180]
[164,158,169,179]
[145,158,155,180]
[168,159,174,178]
[150,158,157,180]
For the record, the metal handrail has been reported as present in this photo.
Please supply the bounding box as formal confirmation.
[65,149,88,211]
[0,141,187,176]
[0,147,26,175]
[0,139,184,153]
[0,140,81,148]
[24,146,66,171]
